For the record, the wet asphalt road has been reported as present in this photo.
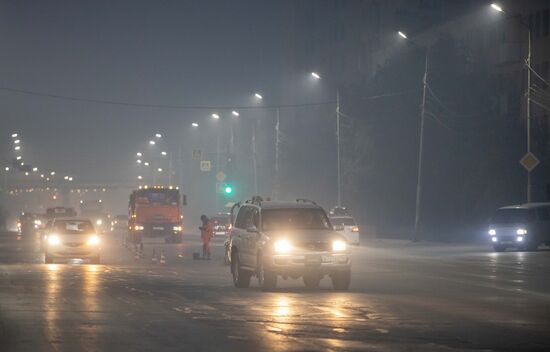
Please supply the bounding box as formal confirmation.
[1,231,550,351]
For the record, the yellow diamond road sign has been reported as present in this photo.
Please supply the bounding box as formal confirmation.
[520,152,540,172]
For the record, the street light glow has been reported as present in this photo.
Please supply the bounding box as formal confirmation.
[192,122,199,127]
[311,72,321,79]
[14,146,20,151]
[161,151,167,156]
[68,177,73,181]
[14,139,20,144]
[64,176,69,180]
[16,156,21,160]
[231,110,239,116]
[491,3,504,12]
[155,133,162,138]
[254,93,263,100]
[136,152,142,157]
[50,171,55,175]
[211,113,220,119]
[32,167,38,172]
[4,167,9,171]
[398,31,408,39]
[11,133,18,138]
[157,168,163,172]
[137,175,142,180]
[137,159,142,164]
[149,140,156,145]
[144,162,150,166]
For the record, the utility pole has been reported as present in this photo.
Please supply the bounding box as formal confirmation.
[526,29,532,203]
[336,87,341,207]
[414,48,429,242]
[273,108,281,200]
[252,119,259,195]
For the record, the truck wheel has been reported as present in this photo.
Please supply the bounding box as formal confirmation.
[493,244,506,252]
[257,259,277,292]
[303,274,321,289]
[231,253,251,288]
[331,270,351,291]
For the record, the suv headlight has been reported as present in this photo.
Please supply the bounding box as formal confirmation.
[488,229,496,236]
[48,235,61,246]
[332,240,347,251]
[516,228,527,235]
[87,235,100,246]
[274,239,292,254]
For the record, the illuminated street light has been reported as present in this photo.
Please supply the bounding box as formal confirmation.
[155,133,162,138]
[25,172,29,176]
[46,177,50,181]
[231,110,239,117]
[161,151,167,156]
[137,175,143,180]
[40,174,44,178]
[50,171,55,175]
[311,72,321,79]
[149,140,156,145]
[137,152,142,157]
[14,139,20,144]
[157,168,163,172]
[32,167,38,172]
[211,113,220,119]
[144,162,150,166]
[254,93,263,100]
[14,146,21,151]
[191,122,199,127]
[69,177,73,181]
[490,3,504,12]
[16,156,21,160]
[11,133,18,138]
[398,31,408,39]
[137,159,142,164]
[64,176,69,180]
[4,167,9,171]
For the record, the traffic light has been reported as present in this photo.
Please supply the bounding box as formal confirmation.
[224,185,233,195]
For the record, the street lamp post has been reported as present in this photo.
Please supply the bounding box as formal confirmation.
[311,72,343,207]
[491,3,533,202]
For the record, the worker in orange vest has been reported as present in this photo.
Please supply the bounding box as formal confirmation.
[199,215,213,260]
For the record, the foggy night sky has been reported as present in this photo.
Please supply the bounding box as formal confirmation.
[0,0,284,183]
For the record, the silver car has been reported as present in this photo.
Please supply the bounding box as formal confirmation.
[44,218,101,264]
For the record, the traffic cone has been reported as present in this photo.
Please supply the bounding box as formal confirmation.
[152,248,158,264]
[159,249,166,265]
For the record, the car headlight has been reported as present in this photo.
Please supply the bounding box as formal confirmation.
[488,229,496,236]
[134,225,144,231]
[491,236,498,242]
[274,239,292,254]
[351,226,359,232]
[34,219,42,226]
[48,235,61,246]
[87,235,100,246]
[332,240,347,251]
[516,228,527,235]
[96,219,103,226]
[173,225,182,232]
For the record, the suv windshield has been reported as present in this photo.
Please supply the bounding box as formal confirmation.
[262,208,331,231]
[331,217,356,226]
[53,220,94,234]
[491,209,535,224]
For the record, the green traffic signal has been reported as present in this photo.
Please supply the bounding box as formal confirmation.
[224,185,233,195]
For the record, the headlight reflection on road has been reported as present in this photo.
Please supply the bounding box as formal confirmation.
[273,297,291,317]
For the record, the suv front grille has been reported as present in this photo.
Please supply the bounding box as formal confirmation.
[295,242,331,252]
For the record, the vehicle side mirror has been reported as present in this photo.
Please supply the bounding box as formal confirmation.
[333,224,344,231]
[247,225,258,233]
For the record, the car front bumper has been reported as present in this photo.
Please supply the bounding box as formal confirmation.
[265,252,351,275]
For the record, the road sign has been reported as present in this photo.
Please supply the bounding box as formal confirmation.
[200,160,211,172]
[520,152,540,172]
[192,149,202,160]
[216,171,226,182]
[216,182,226,194]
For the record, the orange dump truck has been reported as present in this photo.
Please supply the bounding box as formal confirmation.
[127,187,184,244]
